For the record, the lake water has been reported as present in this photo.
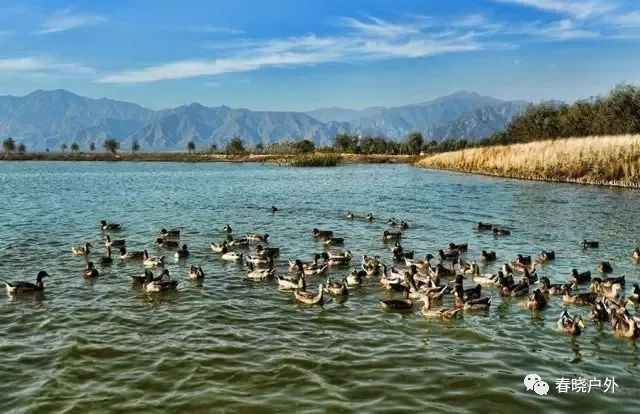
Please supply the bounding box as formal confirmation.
[1,161,639,413]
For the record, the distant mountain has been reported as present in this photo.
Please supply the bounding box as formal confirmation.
[0,89,529,151]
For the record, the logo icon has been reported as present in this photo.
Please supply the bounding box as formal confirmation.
[524,373,549,396]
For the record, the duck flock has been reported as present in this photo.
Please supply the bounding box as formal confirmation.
[4,212,640,339]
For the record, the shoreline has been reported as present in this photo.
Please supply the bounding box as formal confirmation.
[415,135,640,189]
[0,152,417,165]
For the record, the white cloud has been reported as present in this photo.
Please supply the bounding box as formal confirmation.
[98,17,483,84]
[496,0,613,19]
[607,11,640,27]
[192,25,244,35]
[35,7,105,34]
[0,56,94,74]
[521,19,601,39]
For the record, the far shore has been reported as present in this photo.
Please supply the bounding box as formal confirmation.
[0,151,417,165]
[416,135,640,189]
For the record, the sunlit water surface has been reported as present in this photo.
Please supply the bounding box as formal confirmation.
[1,162,639,413]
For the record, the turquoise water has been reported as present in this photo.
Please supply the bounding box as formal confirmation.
[1,161,639,413]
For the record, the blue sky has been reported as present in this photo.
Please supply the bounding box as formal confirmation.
[0,0,639,110]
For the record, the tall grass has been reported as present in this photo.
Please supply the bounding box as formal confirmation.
[416,135,640,187]
[287,153,341,167]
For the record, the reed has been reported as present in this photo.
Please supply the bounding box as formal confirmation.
[416,135,640,187]
[287,153,341,167]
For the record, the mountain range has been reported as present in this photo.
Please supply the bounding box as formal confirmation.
[0,89,530,151]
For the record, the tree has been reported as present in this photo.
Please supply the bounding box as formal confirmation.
[294,139,315,153]
[70,143,80,153]
[187,140,196,154]
[103,138,119,154]
[89,142,96,151]
[405,132,424,155]
[2,137,15,153]
[334,133,359,153]
[131,140,140,153]
[255,143,264,152]
[210,143,218,153]
[60,143,68,152]
[225,137,246,155]
[17,143,26,153]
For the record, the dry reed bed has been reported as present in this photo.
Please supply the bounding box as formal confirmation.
[416,135,640,188]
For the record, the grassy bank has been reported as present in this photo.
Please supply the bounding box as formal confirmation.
[0,151,416,165]
[416,135,640,188]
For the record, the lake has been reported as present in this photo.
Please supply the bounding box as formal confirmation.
[1,161,639,413]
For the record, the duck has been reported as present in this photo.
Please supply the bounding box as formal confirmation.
[387,218,398,226]
[438,249,458,263]
[174,244,190,259]
[570,269,592,284]
[226,235,250,248]
[254,244,280,258]
[454,276,482,301]
[323,236,344,246]
[539,277,572,296]
[449,243,468,253]
[4,271,51,295]
[590,278,622,300]
[156,237,180,249]
[454,284,491,311]
[312,228,333,239]
[246,233,269,243]
[407,274,447,301]
[270,206,278,213]
[523,267,538,284]
[455,258,474,274]
[346,268,366,287]
[581,239,599,249]
[476,222,493,230]
[611,308,639,338]
[103,235,125,248]
[210,241,228,253]
[493,228,510,236]
[525,288,548,310]
[346,212,355,219]
[365,213,374,222]
[289,255,322,271]
[557,310,585,335]
[143,269,178,292]
[143,250,165,267]
[294,283,324,306]
[119,246,145,260]
[276,274,300,290]
[434,264,456,279]
[498,274,529,297]
[72,242,92,256]
[421,295,462,319]
[597,261,613,273]
[404,254,433,269]
[99,220,122,231]
[481,250,496,262]
[222,224,233,233]
[394,248,415,262]
[382,230,402,241]
[246,254,273,267]
[221,251,243,262]
[189,265,205,281]
[327,250,352,261]
[131,270,154,285]
[539,250,556,261]
[294,260,328,277]
[634,247,640,260]
[160,228,181,239]
[245,262,276,281]
[627,284,640,307]
[99,247,114,266]
[399,221,409,230]
[324,278,349,296]
[602,274,626,287]
[83,262,99,278]
[380,291,413,312]
[562,291,597,305]
[471,270,502,286]
[590,299,610,322]
[324,251,352,266]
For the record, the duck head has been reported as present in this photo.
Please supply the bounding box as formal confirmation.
[36,271,51,283]
[182,244,188,251]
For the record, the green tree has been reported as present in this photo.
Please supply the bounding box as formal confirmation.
[70,143,80,153]
[2,137,15,153]
[17,143,26,153]
[405,132,424,155]
[334,133,359,153]
[103,138,119,154]
[132,140,140,153]
[89,142,96,151]
[225,137,246,155]
[60,143,68,152]
[210,143,218,153]
[187,140,196,154]
[294,139,315,153]
[255,143,264,152]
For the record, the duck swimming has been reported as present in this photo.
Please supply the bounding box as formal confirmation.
[324,278,348,296]
[104,235,126,248]
[254,245,280,258]
[289,255,323,271]
[399,221,409,230]
[581,239,599,249]
[156,237,180,249]
[174,244,190,259]
[143,250,165,267]
[597,261,613,273]
[226,235,250,247]
[4,271,50,295]
[221,251,243,262]
[590,278,622,300]
[313,228,333,239]
[382,231,402,241]
[119,246,144,260]
[276,274,300,290]
[476,222,493,230]
[271,206,278,214]
[322,236,344,246]
[539,277,572,296]
[481,250,496,262]
[562,291,597,305]
[634,247,640,260]
[449,243,468,253]
[570,269,592,284]
[294,283,324,306]
[130,269,154,285]
[293,260,328,277]
[346,268,366,287]
[493,228,510,236]
[83,262,99,278]
[99,247,114,266]
[387,218,398,226]
[539,250,556,261]
[558,310,585,335]
[365,213,374,222]
[525,288,548,310]
[100,220,122,231]
[380,291,413,312]
[160,228,181,239]
[189,265,205,281]
[611,308,639,338]
[346,212,354,219]
[246,233,269,243]
[211,241,228,253]
[245,262,276,281]
[222,224,233,233]
[421,295,462,319]
[143,269,178,292]
[72,242,92,256]
[324,251,352,266]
